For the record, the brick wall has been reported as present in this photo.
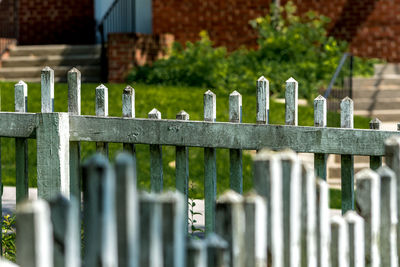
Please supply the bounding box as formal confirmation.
[18,0,95,45]
[153,0,400,62]
[107,33,174,83]
[0,0,17,38]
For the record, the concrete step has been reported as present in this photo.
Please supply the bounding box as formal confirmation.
[2,55,100,68]
[352,77,400,88]
[354,98,400,110]
[352,87,400,99]
[354,109,400,121]
[332,155,380,164]
[9,44,101,57]
[0,76,101,83]
[328,163,369,180]
[374,63,400,76]
[0,66,100,80]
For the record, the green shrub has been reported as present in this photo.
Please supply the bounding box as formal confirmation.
[2,215,16,262]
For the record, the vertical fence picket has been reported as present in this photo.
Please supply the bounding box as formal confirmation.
[215,190,245,267]
[355,169,380,267]
[82,154,117,267]
[316,179,331,267]
[256,76,269,124]
[340,97,354,213]
[95,84,109,156]
[160,191,186,267]
[15,80,28,202]
[68,68,81,199]
[204,90,217,234]
[377,166,398,267]
[314,95,327,180]
[16,199,53,267]
[175,110,189,234]
[253,150,283,267]
[285,77,298,126]
[243,193,267,267]
[41,66,54,112]
[0,258,18,267]
[206,233,229,267]
[49,195,80,267]
[330,216,349,267]
[139,192,163,267]
[148,108,163,192]
[187,239,207,267]
[369,118,382,170]
[115,153,139,267]
[344,211,365,267]
[300,164,317,267]
[122,86,137,162]
[229,91,243,193]
[385,136,400,259]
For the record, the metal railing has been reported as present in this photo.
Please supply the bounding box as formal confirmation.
[0,0,18,57]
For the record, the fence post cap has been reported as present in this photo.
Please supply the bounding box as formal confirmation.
[148,108,161,119]
[176,110,189,120]
[343,210,363,223]
[16,198,49,213]
[159,190,184,202]
[16,80,27,86]
[204,90,215,96]
[206,232,228,248]
[96,84,107,90]
[385,135,400,146]
[330,215,346,226]
[123,85,134,95]
[68,67,80,73]
[257,75,268,82]
[355,168,379,181]
[369,117,381,124]
[42,66,53,72]
[253,149,279,161]
[314,94,325,101]
[341,96,353,103]
[286,77,297,83]
[230,90,240,96]
[115,152,134,165]
[376,165,395,177]
[83,153,109,168]
[217,190,243,203]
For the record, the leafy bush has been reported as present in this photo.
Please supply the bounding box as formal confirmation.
[2,215,16,262]
[127,2,379,100]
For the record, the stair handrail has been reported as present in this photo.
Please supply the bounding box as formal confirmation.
[324,52,353,99]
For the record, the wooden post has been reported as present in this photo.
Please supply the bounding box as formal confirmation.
[285,77,298,126]
[41,66,54,112]
[376,166,398,267]
[314,95,327,180]
[229,91,243,193]
[385,136,400,260]
[204,90,217,234]
[369,118,382,170]
[149,108,163,192]
[82,154,117,267]
[68,68,81,200]
[256,76,269,124]
[115,153,139,267]
[0,258,18,267]
[300,164,317,267]
[355,169,380,267]
[122,85,137,163]
[243,192,267,267]
[330,216,349,267]
[206,233,229,267]
[187,239,207,267]
[316,179,331,267]
[175,110,189,234]
[340,96,354,213]
[344,211,365,267]
[15,80,28,202]
[16,199,53,267]
[49,195,80,267]
[253,150,283,267]
[139,192,163,267]
[216,190,245,267]
[37,112,70,200]
[95,84,109,156]
[160,191,186,267]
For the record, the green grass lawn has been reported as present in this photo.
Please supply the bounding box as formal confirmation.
[0,82,370,202]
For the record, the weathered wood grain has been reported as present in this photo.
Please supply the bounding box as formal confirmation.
[95,84,109,156]
[256,76,269,124]
[41,66,54,113]
[316,179,330,267]
[285,77,298,126]
[122,85,137,161]
[330,216,349,267]
[149,108,163,193]
[344,211,365,267]
[369,118,382,170]
[314,95,327,180]
[229,91,243,193]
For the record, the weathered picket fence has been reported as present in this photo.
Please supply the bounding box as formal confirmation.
[3,142,400,267]
[0,67,399,239]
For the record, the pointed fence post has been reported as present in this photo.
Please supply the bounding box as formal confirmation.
[229,91,243,193]
[49,195,80,267]
[344,211,365,267]
[341,97,354,213]
[175,110,189,234]
[256,76,269,124]
[41,66,54,112]
[243,192,267,267]
[148,108,163,192]
[285,77,298,126]
[215,190,245,267]
[385,136,400,259]
[204,90,217,234]
[115,153,139,267]
[330,216,349,267]
[355,169,380,267]
[160,191,186,267]
[68,68,81,200]
[314,95,327,180]
[253,150,283,267]
[369,118,382,170]
[15,80,28,203]
[206,233,229,267]
[139,192,163,267]
[376,166,398,267]
[17,199,53,267]
[95,84,109,156]
[187,239,207,267]
[122,86,137,163]
[316,179,331,267]
[82,154,117,267]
